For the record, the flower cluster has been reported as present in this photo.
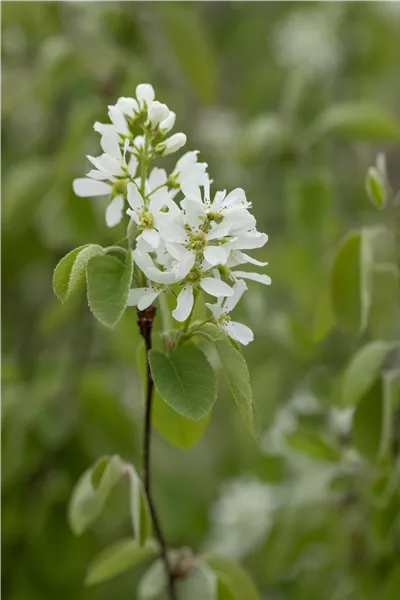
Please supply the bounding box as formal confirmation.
[73,84,270,344]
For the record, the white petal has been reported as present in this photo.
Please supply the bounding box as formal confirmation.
[172,285,194,322]
[181,198,204,230]
[148,101,170,127]
[136,83,155,108]
[223,279,247,313]
[127,155,138,178]
[105,195,124,227]
[232,271,271,285]
[132,248,154,272]
[205,302,224,320]
[235,232,268,250]
[86,169,110,180]
[206,221,231,241]
[88,154,120,175]
[180,180,202,203]
[159,133,186,156]
[176,151,199,171]
[158,223,187,244]
[93,121,115,135]
[100,129,121,160]
[140,229,160,249]
[223,188,248,208]
[108,106,129,135]
[127,288,147,306]
[174,252,196,281]
[232,251,268,267]
[203,245,229,267]
[127,209,139,224]
[115,96,139,116]
[223,321,254,345]
[127,183,144,212]
[148,167,167,191]
[138,291,160,310]
[73,178,111,197]
[146,266,178,284]
[200,277,234,297]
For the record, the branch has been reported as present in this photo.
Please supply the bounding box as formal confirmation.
[137,305,177,600]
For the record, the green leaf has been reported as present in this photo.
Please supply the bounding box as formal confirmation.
[137,343,210,449]
[352,381,383,461]
[368,264,399,338]
[311,102,400,141]
[85,538,157,586]
[87,251,133,328]
[68,455,124,536]
[381,370,400,461]
[126,464,152,546]
[313,291,334,343]
[330,230,370,335]
[285,428,341,463]
[149,346,217,421]
[203,555,260,600]
[157,3,217,104]
[366,166,387,210]
[216,578,236,600]
[176,563,217,600]
[199,324,259,440]
[53,244,103,303]
[138,559,167,600]
[382,565,400,600]
[342,341,395,406]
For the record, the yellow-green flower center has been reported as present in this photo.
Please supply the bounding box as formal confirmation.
[139,210,155,230]
[187,232,206,252]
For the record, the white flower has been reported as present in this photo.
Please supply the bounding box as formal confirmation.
[206,280,254,345]
[126,171,179,249]
[173,151,209,187]
[73,130,138,227]
[127,284,163,310]
[159,111,176,133]
[156,132,187,156]
[136,83,155,110]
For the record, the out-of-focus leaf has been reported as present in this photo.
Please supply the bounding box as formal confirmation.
[137,343,210,449]
[68,455,124,536]
[87,251,133,328]
[85,538,157,586]
[126,464,152,546]
[382,565,400,600]
[311,103,400,141]
[203,555,260,600]
[285,428,341,463]
[199,324,259,440]
[342,341,395,407]
[368,264,399,339]
[53,244,102,303]
[157,3,217,103]
[313,291,334,343]
[240,114,290,162]
[366,166,387,210]
[352,381,383,461]
[381,369,400,460]
[286,168,333,242]
[149,346,217,421]
[177,563,217,600]
[138,559,167,600]
[330,230,370,335]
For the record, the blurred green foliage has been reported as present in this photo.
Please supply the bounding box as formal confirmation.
[2,2,400,599]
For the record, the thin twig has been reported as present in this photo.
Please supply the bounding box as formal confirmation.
[137,305,177,600]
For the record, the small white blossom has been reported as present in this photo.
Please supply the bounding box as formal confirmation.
[156,132,187,156]
[206,279,254,345]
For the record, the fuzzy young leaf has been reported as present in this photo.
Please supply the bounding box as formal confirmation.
[149,346,217,421]
[353,381,383,461]
[127,465,152,546]
[53,244,103,302]
[366,166,387,210]
[87,251,133,328]
[137,343,210,449]
[199,324,259,440]
[85,538,157,586]
[138,559,167,600]
[68,455,124,536]
[203,555,260,600]
[311,102,400,141]
[330,231,371,335]
[343,341,396,407]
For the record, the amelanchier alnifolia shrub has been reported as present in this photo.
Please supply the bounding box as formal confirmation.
[54,83,269,599]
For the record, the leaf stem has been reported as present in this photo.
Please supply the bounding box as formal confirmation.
[137,305,177,600]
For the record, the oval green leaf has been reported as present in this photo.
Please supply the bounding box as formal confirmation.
[53,244,103,303]
[87,251,133,328]
[343,341,395,406]
[203,555,260,600]
[85,538,157,586]
[149,346,216,421]
[352,381,383,461]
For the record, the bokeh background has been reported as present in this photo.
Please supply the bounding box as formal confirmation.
[2,2,400,599]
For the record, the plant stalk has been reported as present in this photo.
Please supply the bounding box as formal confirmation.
[137,306,177,600]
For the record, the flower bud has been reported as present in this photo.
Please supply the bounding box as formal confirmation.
[136,83,155,109]
[148,101,170,127]
[156,133,187,156]
[159,111,176,132]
